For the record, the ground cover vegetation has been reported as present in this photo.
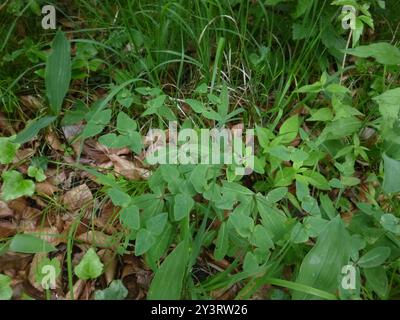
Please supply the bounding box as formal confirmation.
[0,0,400,300]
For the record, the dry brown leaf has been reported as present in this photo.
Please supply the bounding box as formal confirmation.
[0,112,15,135]
[76,230,112,248]
[35,181,60,196]
[28,253,47,292]
[62,184,93,211]
[13,149,35,164]
[0,252,31,273]
[98,249,117,285]
[20,95,42,110]
[0,221,17,237]
[0,201,13,218]
[46,131,64,152]
[109,154,150,180]
[65,279,85,300]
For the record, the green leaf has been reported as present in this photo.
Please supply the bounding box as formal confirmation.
[174,193,194,221]
[290,222,309,244]
[135,229,156,256]
[74,248,104,280]
[307,108,333,122]
[0,137,19,164]
[147,240,188,300]
[81,109,112,139]
[117,111,137,133]
[214,222,229,260]
[27,166,46,182]
[119,204,140,230]
[1,170,35,201]
[302,171,331,190]
[278,115,299,144]
[257,196,288,241]
[250,224,274,250]
[243,252,259,274]
[99,133,129,148]
[146,212,168,236]
[301,195,321,216]
[265,187,288,204]
[380,214,400,235]
[358,247,391,268]
[293,217,351,299]
[107,188,131,207]
[229,211,254,239]
[345,43,400,65]
[0,274,12,300]
[45,30,71,114]
[189,165,208,193]
[373,88,400,122]
[94,280,128,300]
[14,116,57,144]
[382,153,400,193]
[9,234,56,253]
[185,99,206,113]
[364,267,388,298]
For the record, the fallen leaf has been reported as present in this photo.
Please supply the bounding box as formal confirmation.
[109,154,150,180]
[62,184,93,211]
[0,201,13,218]
[35,181,60,196]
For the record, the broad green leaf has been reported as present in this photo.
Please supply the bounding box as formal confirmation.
[74,248,104,280]
[99,133,129,148]
[27,166,46,182]
[229,211,254,239]
[45,30,71,114]
[257,196,288,241]
[243,252,259,274]
[250,224,274,250]
[302,171,331,190]
[9,234,56,253]
[290,222,309,244]
[301,195,321,216]
[373,88,400,122]
[1,170,35,201]
[382,153,400,193]
[364,267,388,298]
[119,204,140,230]
[146,212,168,236]
[94,280,128,300]
[117,111,137,133]
[358,247,391,268]
[147,240,188,300]
[345,43,400,65]
[0,137,19,164]
[174,193,194,221]
[135,229,156,256]
[146,223,174,271]
[265,187,288,204]
[322,117,361,140]
[278,115,299,144]
[380,213,400,235]
[307,108,333,122]
[81,109,112,139]
[107,188,131,207]
[14,116,57,144]
[189,165,208,193]
[0,274,12,300]
[293,217,351,299]
[185,99,206,113]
